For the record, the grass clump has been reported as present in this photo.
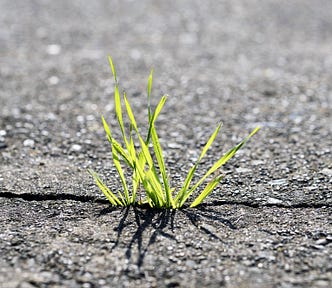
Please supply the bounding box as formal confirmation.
[89,56,259,209]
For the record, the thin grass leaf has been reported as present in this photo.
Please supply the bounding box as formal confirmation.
[146,95,167,143]
[114,85,126,138]
[111,138,133,168]
[151,125,174,208]
[174,122,222,206]
[102,115,134,169]
[124,111,166,206]
[147,69,153,122]
[128,125,139,203]
[190,175,224,208]
[111,145,131,205]
[127,124,137,162]
[145,169,166,207]
[101,115,112,142]
[88,169,124,206]
[108,55,117,83]
[134,158,163,207]
[174,164,197,207]
[198,122,222,161]
[123,93,154,170]
[151,95,167,124]
[137,142,165,205]
[203,126,260,179]
[124,93,138,131]
[178,127,260,207]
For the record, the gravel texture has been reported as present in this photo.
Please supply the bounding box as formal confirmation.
[0,0,331,287]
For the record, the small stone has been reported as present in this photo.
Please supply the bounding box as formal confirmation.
[48,76,59,85]
[185,260,196,268]
[167,142,182,149]
[267,197,283,205]
[130,49,141,60]
[311,244,325,250]
[236,167,252,173]
[315,238,328,245]
[71,144,82,152]
[268,179,288,186]
[0,130,6,136]
[320,168,332,177]
[46,44,61,55]
[23,139,35,147]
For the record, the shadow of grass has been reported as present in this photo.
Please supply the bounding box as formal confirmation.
[98,204,236,268]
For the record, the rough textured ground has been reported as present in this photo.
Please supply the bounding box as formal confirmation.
[0,0,331,287]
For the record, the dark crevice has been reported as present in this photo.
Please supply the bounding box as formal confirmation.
[0,191,109,204]
[203,200,332,209]
[0,192,330,208]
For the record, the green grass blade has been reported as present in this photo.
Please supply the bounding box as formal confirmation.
[101,115,112,142]
[174,164,198,206]
[146,95,167,143]
[128,126,139,203]
[111,138,133,168]
[124,93,138,131]
[179,127,260,206]
[111,145,130,205]
[147,69,153,122]
[137,135,165,204]
[190,175,224,208]
[133,157,162,207]
[151,95,167,124]
[151,125,174,208]
[198,122,222,161]
[174,122,222,206]
[145,169,166,207]
[203,126,260,179]
[114,84,126,138]
[125,114,165,207]
[108,55,117,83]
[102,115,133,168]
[135,124,166,206]
[127,125,137,162]
[88,169,124,206]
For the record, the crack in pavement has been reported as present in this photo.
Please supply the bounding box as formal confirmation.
[0,191,330,208]
[0,191,108,204]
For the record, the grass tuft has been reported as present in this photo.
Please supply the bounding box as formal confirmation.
[89,56,260,209]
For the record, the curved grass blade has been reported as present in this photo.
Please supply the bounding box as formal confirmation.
[102,115,134,168]
[88,169,124,206]
[108,55,117,83]
[124,93,138,131]
[174,122,222,206]
[178,127,260,207]
[124,94,165,206]
[114,85,127,139]
[151,125,174,208]
[147,69,153,122]
[134,157,164,207]
[198,122,222,161]
[190,175,224,208]
[146,95,167,143]
[101,115,112,142]
[111,145,131,205]
[111,138,133,168]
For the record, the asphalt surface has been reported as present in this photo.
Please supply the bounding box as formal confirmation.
[0,1,331,287]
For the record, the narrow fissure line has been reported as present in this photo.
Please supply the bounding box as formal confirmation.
[205,200,331,209]
[0,192,330,209]
[0,191,108,204]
